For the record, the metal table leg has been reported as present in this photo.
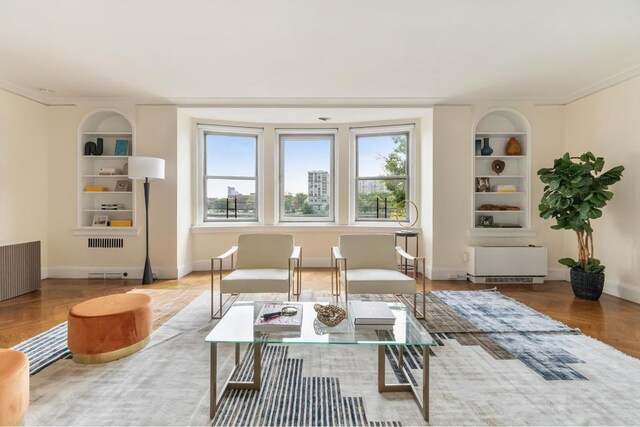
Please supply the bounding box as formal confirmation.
[378,345,430,422]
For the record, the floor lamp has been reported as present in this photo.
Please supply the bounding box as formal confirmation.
[128,156,165,284]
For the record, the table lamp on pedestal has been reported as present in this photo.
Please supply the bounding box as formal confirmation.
[128,156,165,284]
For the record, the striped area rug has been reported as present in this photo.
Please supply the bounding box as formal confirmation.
[12,322,71,375]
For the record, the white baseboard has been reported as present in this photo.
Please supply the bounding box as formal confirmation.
[41,268,48,280]
[177,262,193,278]
[47,265,178,280]
[429,269,467,281]
[603,279,640,304]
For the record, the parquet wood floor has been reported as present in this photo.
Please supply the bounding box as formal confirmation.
[1,269,639,359]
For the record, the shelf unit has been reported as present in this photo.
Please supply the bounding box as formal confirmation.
[76,109,136,234]
[472,109,531,232]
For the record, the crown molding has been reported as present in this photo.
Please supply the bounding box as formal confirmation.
[2,64,640,107]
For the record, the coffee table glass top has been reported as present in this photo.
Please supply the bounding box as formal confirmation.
[205,301,435,346]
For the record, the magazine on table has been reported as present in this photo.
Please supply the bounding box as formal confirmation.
[254,303,303,332]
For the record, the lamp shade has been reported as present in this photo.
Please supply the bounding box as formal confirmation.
[128,156,165,180]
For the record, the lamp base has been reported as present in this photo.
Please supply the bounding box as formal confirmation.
[142,256,154,285]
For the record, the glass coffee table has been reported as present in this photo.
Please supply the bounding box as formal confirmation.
[205,301,435,421]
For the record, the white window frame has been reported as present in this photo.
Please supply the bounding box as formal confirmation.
[350,124,416,223]
[276,129,337,223]
[197,124,263,223]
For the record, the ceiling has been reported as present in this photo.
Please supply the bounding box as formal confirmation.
[1,0,640,106]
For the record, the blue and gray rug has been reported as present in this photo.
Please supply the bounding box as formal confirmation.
[20,289,640,426]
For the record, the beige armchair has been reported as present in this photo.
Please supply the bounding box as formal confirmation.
[331,234,425,319]
[211,234,302,318]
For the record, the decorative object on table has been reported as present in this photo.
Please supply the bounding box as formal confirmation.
[349,301,395,329]
[115,180,130,192]
[92,215,108,227]
[314,303,346,327]
[491,159,506,175]
[479,215,494,226]
[392,199,419,228]
[94,138,104,155]
[476,177,490,192]
[475,139,482,155]
[494,184,516,192]
[128,156,165,285]
[114,139,130,156]
[538,152,624,300]
[505,137,522,155]
[480,137,493,156]
[478,203,520,211]
[254,303,303,332]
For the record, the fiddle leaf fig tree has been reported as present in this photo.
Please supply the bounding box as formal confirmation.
[537,152,624,274]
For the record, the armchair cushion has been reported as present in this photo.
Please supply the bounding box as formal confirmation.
[221,269,290,293]
[341,269,415,294]
[235,234,294,270]
[338,234,398,270]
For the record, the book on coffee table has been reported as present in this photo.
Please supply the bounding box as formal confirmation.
[349,301,396,327]
[254,303,303,332]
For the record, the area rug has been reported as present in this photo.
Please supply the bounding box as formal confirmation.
[23,290,640,426]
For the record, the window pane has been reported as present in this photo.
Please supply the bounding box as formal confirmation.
[357,179,407,220]
[357,133,407,177]
[281,137,332,219]
[205,133,256,176]
[206,179,256,220]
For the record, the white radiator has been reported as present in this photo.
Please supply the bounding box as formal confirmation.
[465,245,547,284]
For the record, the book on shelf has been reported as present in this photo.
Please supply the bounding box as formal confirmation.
[349,301,396,326]
[254,303,303,332]
[494,184,517,193]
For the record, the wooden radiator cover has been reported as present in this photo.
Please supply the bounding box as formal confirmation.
[0,240,41,301]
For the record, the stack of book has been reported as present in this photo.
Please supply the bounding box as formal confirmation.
[494,184,517,193]
[349,301,396,329]
[254,303,303,332]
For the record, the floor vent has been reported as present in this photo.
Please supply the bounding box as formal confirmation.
[468,275,545,284]
[486,276,534,283]
[88,238,124,248]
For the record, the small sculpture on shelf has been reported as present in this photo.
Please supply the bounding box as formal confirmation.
[491,159,506,175]
[83,137,104,156]
[505,137,522,155]
[476,177,490,192]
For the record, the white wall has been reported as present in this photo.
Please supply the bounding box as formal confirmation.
[0,90,48,276]
[177,111,193,276]
[564,75,640,303]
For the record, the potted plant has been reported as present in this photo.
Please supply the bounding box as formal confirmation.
[538,152,624,300]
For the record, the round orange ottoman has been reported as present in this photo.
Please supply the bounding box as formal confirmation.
[0,349,29,426]
[68,293,152,364]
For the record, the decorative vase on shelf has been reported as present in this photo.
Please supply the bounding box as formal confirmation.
[505,137,522,155]
[475,139,482,156]
[480,137,493,156]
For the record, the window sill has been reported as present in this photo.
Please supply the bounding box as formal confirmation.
[191,223,420,234]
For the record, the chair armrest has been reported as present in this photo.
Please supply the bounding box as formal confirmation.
[332,246,345,260]
[290,246,301,260]
[213,246,238,260]
[395,246,423,262]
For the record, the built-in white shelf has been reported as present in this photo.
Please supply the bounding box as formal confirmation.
[475,192,524,195]
[78,109,135,230]
[82,132,132,136]
[472,109,532,231]
[83,209,132,212]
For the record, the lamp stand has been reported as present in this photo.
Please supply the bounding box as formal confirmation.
[142,178,153,284]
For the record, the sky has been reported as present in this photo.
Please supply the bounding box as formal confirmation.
[205,133,403,197]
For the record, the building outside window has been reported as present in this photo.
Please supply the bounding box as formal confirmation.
[353,125,413,222]
[199,126,261,222]
[278,131,336,222]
